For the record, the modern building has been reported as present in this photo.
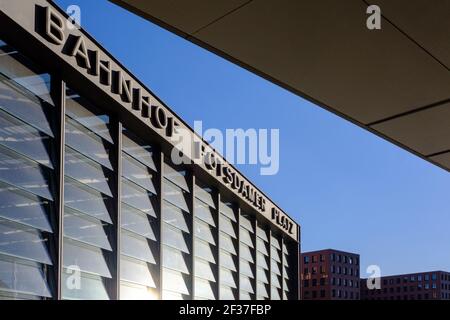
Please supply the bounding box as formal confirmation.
[361,271,450,300]
[300,249,360,300]
[0,0,300,300]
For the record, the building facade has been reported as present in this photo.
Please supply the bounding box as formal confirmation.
[301,249,360,300]
[361,271,450,300]
[0,0,300,300]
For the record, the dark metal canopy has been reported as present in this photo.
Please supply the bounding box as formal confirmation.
[111,0,450,172]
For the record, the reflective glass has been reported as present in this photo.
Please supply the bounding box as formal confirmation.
[195,184,215,209]
[120,256,156,288]
[122,153,156,194]
[162,201,189,233]
[162,223,189,254]
[220,267,237,288]
[219,251,236,272]
[65,93,112,143]
[120,280,158,300]
[64,208,112,250]
[0,110,54,168]
[257,267,269,283]
[65,118,112,170]
[63,239,111,278]
[163,163,189,191]
[0,219,52,265]
[121,204,156,240]
[194,200,215,227]
[219,232,236,255]
[0,255,51,298]
[162,268,189,295]
[271,287,281,300]
[240,243,254,263]
[0,182,52,232]
[194,277,215,300]
[64,177,112,223]
[0,146,53,200]
[121,179,156,216]
[122,129,156,171]
[220,285,235,300]
[163,179,189,212]
[240,215,254,233]
[65,147,112,196]
[219,214,236,238]
[239,259,254,278]
[194,239,215,264]
[257,282,269,298]
[219,201,236,222]
[194,219,215,245]
[271,247,281,263]
[256,238,268,256]
[195,258,216,282]
[162,245,189,274]
[239,228,254,248]
[239,275,254,294]
[62,269,109,300]
[121,230,156,264]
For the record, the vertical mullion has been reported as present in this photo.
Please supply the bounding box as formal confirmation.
[215,192,221,300]
[236,207,241,300]
[190,174,196,299]
[112,120,122,300]
[252,218,257,300]
[268,229,273,300]
[281,236,285,300]
[54,78,65,300]
[158,151,164,299]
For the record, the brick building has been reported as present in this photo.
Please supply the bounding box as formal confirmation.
[301,249,360,300]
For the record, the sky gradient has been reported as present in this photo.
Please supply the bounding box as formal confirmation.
[56,0,450,277]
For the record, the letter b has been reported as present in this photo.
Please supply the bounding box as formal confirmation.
[45,6,65,44]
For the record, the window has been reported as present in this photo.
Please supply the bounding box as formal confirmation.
[303,256,309,264]
[312,255,317,263]
[320,254,325,262]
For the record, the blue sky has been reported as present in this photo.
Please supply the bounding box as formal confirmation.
[56,0,450,277]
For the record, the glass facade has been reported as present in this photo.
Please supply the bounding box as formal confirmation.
[0,37,299,300]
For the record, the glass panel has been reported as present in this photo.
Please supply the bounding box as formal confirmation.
[271,274,281,288]
[63,239,111,278]
[0,182,52,232]
[219,232,237,255]
[0,255,51,298]
[120,281,158,300]
[239,228,254,248]
[220,285,235,300]
[194,200,215,227]
[195,258,216,282]
[162,223,189,254]
[121,204,156,240]
[162,268,189,295]
[220,267,237,288]
[62,269,109,300]
[271,235,281,250]
[162,245,189,274]
[240,291,252,300]
[0,110,54,168]
[219,214,236,238]
[121,179,156,217]
[163,179,189,212]
[240,243,254,263]
[195,277,215,300]
[0,146,53,200]
[0,219,52,265]
[194,219,215,245]
[121,230,156,264]
[219,251,236,272]
[271,287,281,300]
[194,239,215,264]
[257,282,269,298]
[122,129,156,171]
[0,78,54,135]
[220,201,236,222]
[240,259,254,278]
[257,267,269,283]
[271,247,281,263]
[283,278,290,292]
[65,93,113,143]
[162,290,186,300]
[271,260,281,275]
[64,177,112,223]
[195,184,215,209]
[64,208,112,250]
[256,225,268,242]
[162,201,189,233]
[65,147,112,196]
[65,118,112,170]
[120,256,156,288]
[240,275,254,294]
[257,254,269,270]
[122,153,156,194]
[163,163,189,191]
[240,215,254,233]
[256,238,268,256]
